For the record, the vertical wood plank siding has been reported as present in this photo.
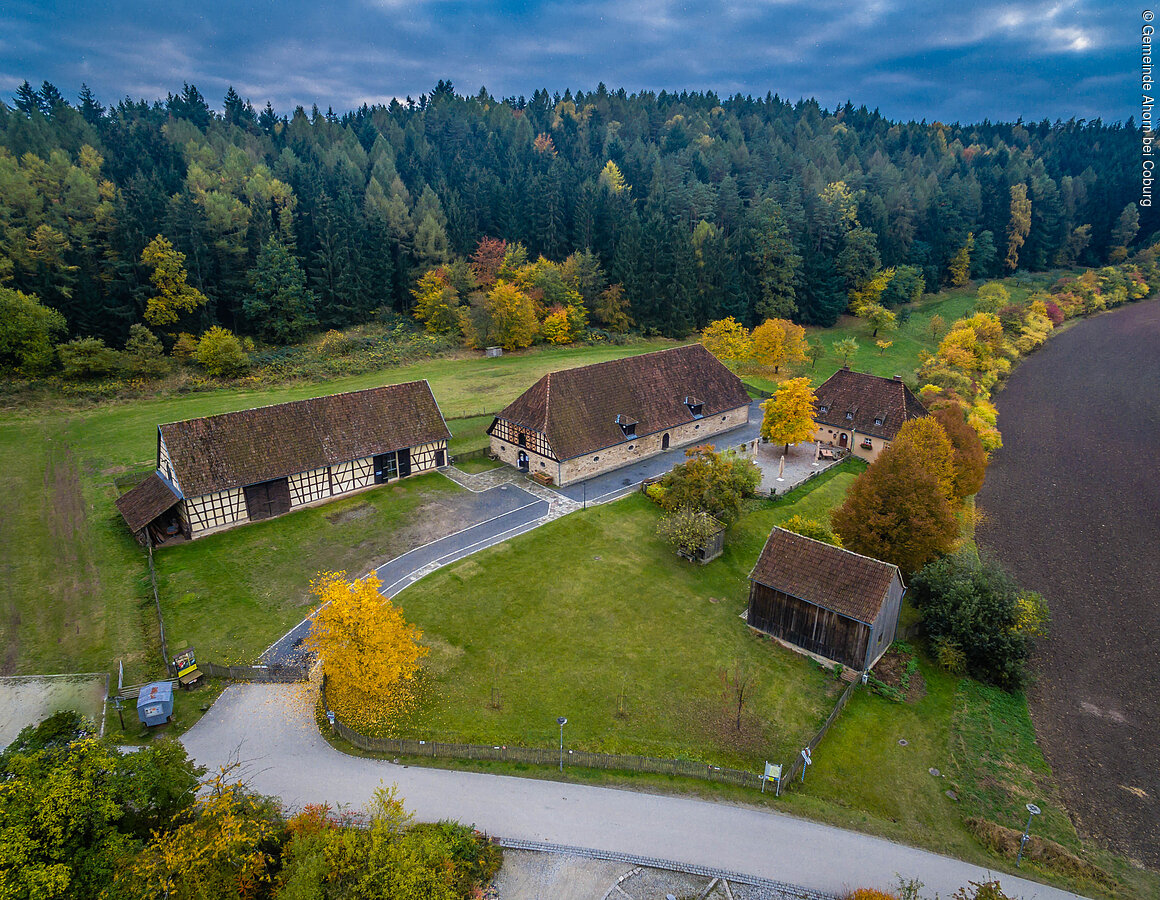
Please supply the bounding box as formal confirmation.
[747,582,869,669]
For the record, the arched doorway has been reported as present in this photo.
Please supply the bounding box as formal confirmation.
[517,450,529,472]
[662,433,670,450]
[838,433,848,448]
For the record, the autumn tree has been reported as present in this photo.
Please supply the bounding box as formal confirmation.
[832,336,859,366]
[780,514,841,546]
[947,233,974,286]
[876,340,893,355]
[926,314,947,341]
[306,571,428,724]
[483,280,538,350]
[1005,184,1032,271]
[141,236,209,327]
[932,402,988,497]
[656,506,723,559]
[861,302,897,337]
[891,417,956,503]
[699,316,752,367]
[831,438,960,573]
[194,326,247,376]
[760,377,817,453]
[805,339,825,370]
[469,237,507,286]
[750,317,807,373]
[974,282,1010,315]
[412,268,463,334]
[593,283,633,332]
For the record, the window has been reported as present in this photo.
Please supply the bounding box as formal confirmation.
[593,456,600,462]
[721,415,726,421]
[861,438,873,449]
[615,414,637,440]
[845,411,854,420]
[628,444,634,450]
[684,396,703,417]
[819,405,828,414]
[874,417,883,426]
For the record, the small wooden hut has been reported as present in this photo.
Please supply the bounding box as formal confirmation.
[747,527,905,671]
[136,681,174,727]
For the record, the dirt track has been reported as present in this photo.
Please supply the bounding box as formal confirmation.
[977,298,1160,868]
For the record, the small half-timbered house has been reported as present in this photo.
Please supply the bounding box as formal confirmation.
[747,527,905,671]
[488,344,751,486]
[116,381,450,542]
[813,366,927,461]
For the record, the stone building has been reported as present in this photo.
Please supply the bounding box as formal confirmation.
[488,344,752,486]
[747,527,905,671]
[812,366,927,462]
[115,381,450,542]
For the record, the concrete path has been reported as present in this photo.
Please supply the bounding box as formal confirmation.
[554,400,765,505]
[182,681,1089,900]
[259,481,547,666]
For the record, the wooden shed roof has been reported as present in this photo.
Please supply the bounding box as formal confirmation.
[493,344,751,460]
[749,527,901,624]
[814,367,927,441]
[115,473,182,533]
[159,381,450,497]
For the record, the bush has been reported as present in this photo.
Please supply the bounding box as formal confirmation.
[780,514,841,546]
[909,554,1033,689]
[123,323,169,377]
[644,483,666,504]
[657,505,722,558]
[194,326,248,377]
[58,336,121,380]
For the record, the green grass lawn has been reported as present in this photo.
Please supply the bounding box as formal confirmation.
[386,461,864,771]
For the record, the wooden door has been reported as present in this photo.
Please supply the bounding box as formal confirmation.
[244,478,291,520]
[397,448,412,478]
[839,432,848,448]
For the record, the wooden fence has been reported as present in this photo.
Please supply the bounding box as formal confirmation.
[200,661,310,682]
[779,675,862,789]
[321,676,763,790]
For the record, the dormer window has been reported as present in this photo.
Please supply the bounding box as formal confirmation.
[874,416,885,427]
[819,405,828,414]
[684,396,704,418]
[845,411,854,420]
[615,414,638,440]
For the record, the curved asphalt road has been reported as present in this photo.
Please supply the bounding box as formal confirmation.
[182,682,1089,900]
[259,483,547,665]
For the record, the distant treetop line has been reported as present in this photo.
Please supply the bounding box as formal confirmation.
[0,78,1150,349]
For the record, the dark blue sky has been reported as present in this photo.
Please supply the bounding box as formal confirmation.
[0,0,1141,123]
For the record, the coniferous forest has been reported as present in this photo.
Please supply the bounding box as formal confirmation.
[0,78,1151,355]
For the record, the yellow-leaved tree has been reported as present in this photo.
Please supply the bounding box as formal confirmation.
[750,317,807,374]
[306,571,428,726]
[760,376,817,454]
[141,235,209,326]
[699,317,751,368]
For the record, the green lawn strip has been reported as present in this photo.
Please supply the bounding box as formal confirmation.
[152,472,456,665]
[446,414,495,456]
[379,462,864,772]
[454,457,504,474]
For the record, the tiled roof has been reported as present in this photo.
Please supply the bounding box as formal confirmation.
[160,381,450,497]
[493,344,751,460]
[749,527,902,624]
[115,473,182,532]
[814,367,927,441]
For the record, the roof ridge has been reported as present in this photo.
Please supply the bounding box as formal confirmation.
[770,526,899,573]
[542,371,551,432]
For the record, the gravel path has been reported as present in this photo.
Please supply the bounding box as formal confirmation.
[977,298,1160,867]
[182,681,1089,900]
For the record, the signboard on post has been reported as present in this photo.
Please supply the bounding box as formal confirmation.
[800,747,812,783]
[762,761,782,795]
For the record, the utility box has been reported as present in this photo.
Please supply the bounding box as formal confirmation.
[137,681,174,727]
[485,346,503,358]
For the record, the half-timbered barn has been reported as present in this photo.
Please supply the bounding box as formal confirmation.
[746,527,905,671]
[487,344,752,486]
[813,366,927,462]
[115,381,450,542]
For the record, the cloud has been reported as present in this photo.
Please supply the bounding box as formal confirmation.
[0,0,1135,123]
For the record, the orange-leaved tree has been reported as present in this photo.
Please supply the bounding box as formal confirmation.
[931,402,988,498]
[750,317,807,373]
[890,417,956,503]
[306,571,428,726]
[760,376,817,454]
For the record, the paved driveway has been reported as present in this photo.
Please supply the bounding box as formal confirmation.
[555,400,765,505]
[183,682,1088,900]
[259,483,546,665]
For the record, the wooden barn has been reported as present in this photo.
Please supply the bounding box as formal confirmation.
[488,344,751,486]
[115,381,450,542]
[812,366,927,462]
[747,527,905,671]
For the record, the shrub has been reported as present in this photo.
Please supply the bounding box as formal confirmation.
[644,483,666,504]
[845,889,898,900]
[656,506,722,559]
[910,554,1033,689]
[58,336,121,380]
[123,323,169,377]
[194,326,248,377]
[780,514,841,546]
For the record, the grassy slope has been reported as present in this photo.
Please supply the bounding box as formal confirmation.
[391,463,863,770]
